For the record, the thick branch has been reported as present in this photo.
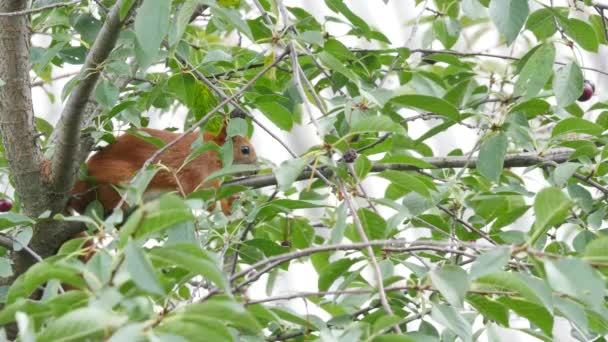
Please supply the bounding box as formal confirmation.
[0,0,45,215]
[50,0,131,196]
[224,149,573,189]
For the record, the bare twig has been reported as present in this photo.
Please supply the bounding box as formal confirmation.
[289,42,320,131]
[226,189,278,276]
[247,285,516,306]
[31,71,80,88]
[224,149,574,189]
[337,178,400,332]
[0,0,80,16]
[0,232,43,262]
[437,204,497,244]
[379,0,430,87]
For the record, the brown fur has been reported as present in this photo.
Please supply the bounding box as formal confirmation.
[69,127,257,215]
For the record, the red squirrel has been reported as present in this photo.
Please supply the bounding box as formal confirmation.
[69,121,257,216]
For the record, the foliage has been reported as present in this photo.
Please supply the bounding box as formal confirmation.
[0,0,608,341]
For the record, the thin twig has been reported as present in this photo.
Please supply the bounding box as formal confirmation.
[0,232,43,262]
[378,0,430,87]
[227,189,278,276]
[224,149,574,189]
[437,205,497,244]
[247,285,516,306]
[0,0,80,16]
[337,178,400,332]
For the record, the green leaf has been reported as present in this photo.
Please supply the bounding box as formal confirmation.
[477,132,508,182]
[372,315,404,335]
[37,307,127,341]
[324,0,390,43]
[136,194,194,239]
[529,187,572,245]
[514,43,555,99]
[255,101,293,131]
[204,164,258,182]
[466,294,509,326]
[469,247,510,280]
[94,79,119,108]
[475,272,553,310]
[7,262,87,304]
[350,115,405,135]
[134,0,171,70]
[525,8,557,40]
[354,155,371,179]
[119,0,136,20]
[155,318,233,341]
[273,157,310,192]
[150,243,230,293]
[377,170,434,198]
[433,17,461,49]
[431,303,472,342]
[544,258,604,311]
[358,208,388,240]
[429,265,470,308]
[0,213,34,230]
[552,117,604,137]
[213,7,254,40]
[584,237,608,263]
[554,296,591,337]
[489,0,529,45]
[498,297,553,336]
[553,62,583,108]
[173,298,261,333]
[318,51,360,83]
[169,0,201,46]
[508,98,550,118]
[559,17,599,52]
[391,95,460,121]
[318,258,357,291]
[378,155,435,169]
[552,162,580,187]
[227,118,248,137]
[124,241,165,295]
[127,129,166,148]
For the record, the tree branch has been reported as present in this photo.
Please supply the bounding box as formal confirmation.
[50,0,133,197]
[224,149,574,189]
[0,0,46,215]
[0,0,79,17]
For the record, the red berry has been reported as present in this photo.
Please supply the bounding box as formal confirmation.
[0,198,13,212]
[578,80,595,102]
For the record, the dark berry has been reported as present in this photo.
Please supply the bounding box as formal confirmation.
[343,148,357,163]
[230,108,247,119]
[280,240,292,247]
[578,80,595,102]
[0,198,13,212]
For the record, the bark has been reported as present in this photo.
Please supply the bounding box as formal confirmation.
[0,0,45,215]
[50,0,128,199]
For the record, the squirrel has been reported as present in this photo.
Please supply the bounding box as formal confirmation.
[68,120,257,216]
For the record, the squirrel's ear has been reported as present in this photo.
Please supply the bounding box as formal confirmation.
[208,118,228,144]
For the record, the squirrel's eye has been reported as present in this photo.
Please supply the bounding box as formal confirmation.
[240,145,250,155]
